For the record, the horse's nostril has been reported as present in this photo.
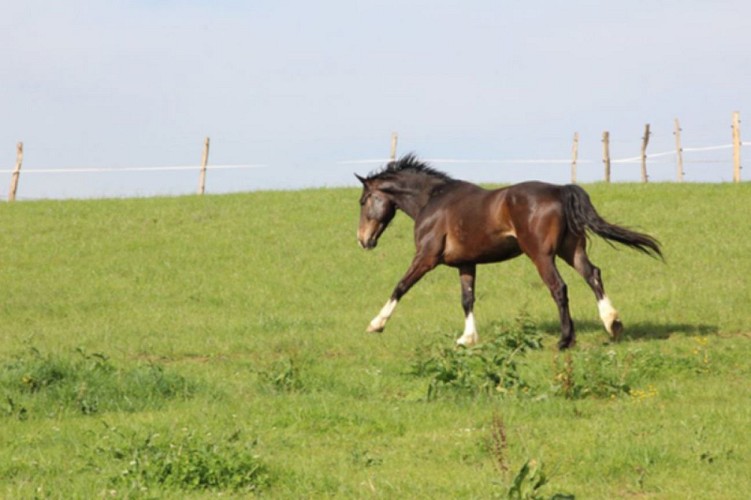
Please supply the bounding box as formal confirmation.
[358,237,377,250]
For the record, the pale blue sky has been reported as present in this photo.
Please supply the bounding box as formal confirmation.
[2,1,749,198]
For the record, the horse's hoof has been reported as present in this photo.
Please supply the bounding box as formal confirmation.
[456,334,479,347]
[366,324,384,333]
[558,338,576,351]
[611,320,624,340]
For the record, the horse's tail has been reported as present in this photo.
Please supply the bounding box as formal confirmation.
[562,184,663,259]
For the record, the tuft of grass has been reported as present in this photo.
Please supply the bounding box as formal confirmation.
[551,349,631,400]
[257,356,306,394]
[549,341,720,401]
[0,348,199,419]
[411,314,543,400]
[99,424,271,494]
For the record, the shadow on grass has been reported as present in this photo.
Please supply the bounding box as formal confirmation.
[620,321,718,341]
[538,319,719,342]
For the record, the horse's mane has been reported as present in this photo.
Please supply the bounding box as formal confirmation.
[367,153,453,183]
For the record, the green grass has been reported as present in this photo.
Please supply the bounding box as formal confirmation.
[0,183,749,498]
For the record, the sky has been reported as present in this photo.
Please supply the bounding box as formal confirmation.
[2,0,750,199]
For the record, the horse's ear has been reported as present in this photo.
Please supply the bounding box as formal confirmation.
[355,173,367,185]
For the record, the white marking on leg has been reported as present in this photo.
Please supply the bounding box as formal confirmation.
[367,299,397,332]
[456,312,479,347]
[598,296,620,335]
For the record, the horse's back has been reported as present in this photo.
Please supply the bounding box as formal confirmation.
[446,181,570,263]
[499,181,565,201]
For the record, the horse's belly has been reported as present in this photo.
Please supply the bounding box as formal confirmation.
[444,234,521,265]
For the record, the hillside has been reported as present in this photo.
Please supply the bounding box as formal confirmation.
[1,183,750,497]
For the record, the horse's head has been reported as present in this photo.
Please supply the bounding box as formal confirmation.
[355,174,396,250]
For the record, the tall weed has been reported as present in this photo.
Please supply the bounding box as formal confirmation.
[550,345,707,400]
[488,412,575,499]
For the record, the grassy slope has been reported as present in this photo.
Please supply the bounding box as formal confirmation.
[0,183,749,498]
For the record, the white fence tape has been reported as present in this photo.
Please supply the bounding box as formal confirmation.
[341,142,750,167]
[0,164,266,174]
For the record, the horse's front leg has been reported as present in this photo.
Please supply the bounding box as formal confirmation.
[367,255,437,333]
[456,264,479,347]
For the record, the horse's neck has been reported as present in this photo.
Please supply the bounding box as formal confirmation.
[393,176,448,219]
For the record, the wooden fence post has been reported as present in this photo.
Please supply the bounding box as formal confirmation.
[732,111,741,183]
[8,142,23,202]
[640,123,650,183]
[570,132,579,184]
[389,132,398,161]
[602,131,611,183]
[674,118,684,182]
[197,136,210,195]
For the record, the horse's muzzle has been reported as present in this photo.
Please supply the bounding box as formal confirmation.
[358,237,377,250]
[357,225,382,250]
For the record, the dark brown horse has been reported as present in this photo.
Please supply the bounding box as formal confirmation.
[356,154,661,350]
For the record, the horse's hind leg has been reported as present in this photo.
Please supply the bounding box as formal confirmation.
[456,264,479,347]
[560,239,623,340]
[530,255,575,350]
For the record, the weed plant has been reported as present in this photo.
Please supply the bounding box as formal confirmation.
[488,412,575,499]
[411,314,543,399]
[98,424,270,495]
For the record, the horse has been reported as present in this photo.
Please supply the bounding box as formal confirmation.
[355,154,662,350]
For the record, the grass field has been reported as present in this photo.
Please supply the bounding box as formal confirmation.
[1,183,749,498]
